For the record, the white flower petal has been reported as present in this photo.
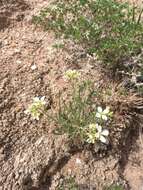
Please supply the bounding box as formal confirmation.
[41,96,45,101]
[101,129,109,136]
[97,106,102,113]
[96,124,102,133]
[103,107,110,114]
[41,97,46,105]
[33,97,40,102]
[24,110,29,114]
[35,116,39,120]
[99,135,107,143]
[87,138,94,144]
[96,113,101,118]
[102,115,108,121]
[95,132,100,138]
[86,138,91,143]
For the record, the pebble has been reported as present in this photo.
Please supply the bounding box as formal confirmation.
[76,158,82,165]
[14,48,21,53]
[31,64,37,70]
[16,60,22,64]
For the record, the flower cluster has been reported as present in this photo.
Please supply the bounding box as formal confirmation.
[96,106,112,121]
[25,97,46,120]
[86,106,112,144]
[64,69,80,81]
[86,124,109,144]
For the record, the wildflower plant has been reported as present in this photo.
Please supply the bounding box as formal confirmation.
[25,71,113,145]
[33,0,143,66]
[25,96,46,120]
[52,70,113,144]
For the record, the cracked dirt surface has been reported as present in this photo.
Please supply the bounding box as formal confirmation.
[0,0,143,189]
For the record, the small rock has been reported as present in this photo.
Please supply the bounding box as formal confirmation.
[75,158,82,165]
[14,48,21,53]
[31,64,37,70]
[16,60,22,64]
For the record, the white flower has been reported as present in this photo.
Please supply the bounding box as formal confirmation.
[96,106,110,121]
[86,123,109,144]
[33,96,46,105]
[25,96,46,120]
[95,124,109,144]
[64,69,80,81]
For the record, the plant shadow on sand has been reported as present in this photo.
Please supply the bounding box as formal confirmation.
[117,117,142,189]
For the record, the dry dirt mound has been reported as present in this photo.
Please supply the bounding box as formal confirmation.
[0,0,143,190]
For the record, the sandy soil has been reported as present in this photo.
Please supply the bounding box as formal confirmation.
[0,0,143,190]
